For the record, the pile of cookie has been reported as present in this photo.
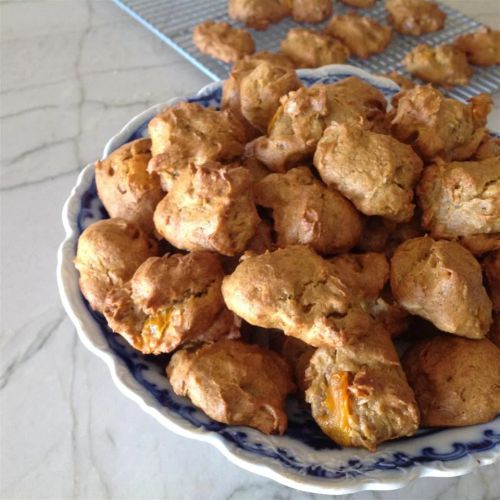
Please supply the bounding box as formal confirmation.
[75,53,499,450]
[192,0,499,88]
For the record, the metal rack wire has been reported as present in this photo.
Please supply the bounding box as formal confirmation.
[113,0,500,101]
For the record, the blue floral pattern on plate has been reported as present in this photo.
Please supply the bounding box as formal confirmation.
[59,65,500,494]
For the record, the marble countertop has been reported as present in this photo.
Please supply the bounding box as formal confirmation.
[1,1,499,499]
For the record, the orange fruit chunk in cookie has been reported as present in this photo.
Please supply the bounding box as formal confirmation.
[142,308,173,339]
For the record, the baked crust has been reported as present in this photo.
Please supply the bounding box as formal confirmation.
[381,71,415,90]
[222,245,351,347]
[306,328,419,450]
[291,0,333,23]
[340,0,375,7]
[390,236,492,338]
[95,138,163,234]
[102,251,237,354]
[417,157,500,239]
[402,336,500,427]
[74,218,157,313]
[192,21,255,62]
[454,27,500,67]
[324,13,392,58]
[314,122,423,222]
[483,250,500,313]
[329,252,410,337]
[391,85,491,161]
[474,135,500,161]
[228,0,291,30]
[254,166,363,254]
[167,340,294,433]
[148,102,246,190]
[153,161,260,256]
[240,61,302,132]
[281,28,350,68]
[386,0,446,36]
[404,44,472,87]
[458,233,500,256]
[248,77,386,172]
[279,337,315,396]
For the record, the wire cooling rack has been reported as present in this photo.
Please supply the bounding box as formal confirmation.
[112,0,500,101]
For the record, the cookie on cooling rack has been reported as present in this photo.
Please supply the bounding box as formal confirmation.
[403,44,472,87]
[228,0,291,30]
[192,20,255,62]
[280,28,350,68]
[291,0,333,23]
[454,27,500,67]
[386,0,446,36]
[324,13,392,58]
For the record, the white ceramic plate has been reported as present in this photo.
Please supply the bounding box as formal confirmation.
[57,65,500,495]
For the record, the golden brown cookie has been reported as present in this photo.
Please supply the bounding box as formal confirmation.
[228,0,291,30]
[95,139,163,235]
[222,245,351,347]
[192,21,255,63]
[382,71,415,90]
[148,102,246,190]
[390,236,492,339]
[458,233,500,256]
[417,157,500,239]
[280,28,350,68]
[474,135,500,160]
[386,0,446,36]
[488,314,500,347]
[239,61,302,132]
[222,58,265,140]
[167,340,294,434]
[484,250,500,313]
[402,336,500,427]
[291,0,333,23]
[103,252,237,354]
[248,77,387,172]
[324,13,392,58]
[279,337,315,396]
[223,57,300,138]
[238,50,296,69]
[454,27,500,67]
[329,252,410,337]
[403,44,472,87]
[329,252,389,302]
[74,218,157,314]
[244,219,276,255]
[306,327,419,450]
[340,0,375,6]
[153,161,260,256]
[254,167,363,254]
[314,122,423,222]
[391,85,491,161]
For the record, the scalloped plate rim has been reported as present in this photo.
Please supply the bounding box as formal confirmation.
[56,63,500,495]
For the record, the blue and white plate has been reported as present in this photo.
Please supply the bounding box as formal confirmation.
[57,65,500,495]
